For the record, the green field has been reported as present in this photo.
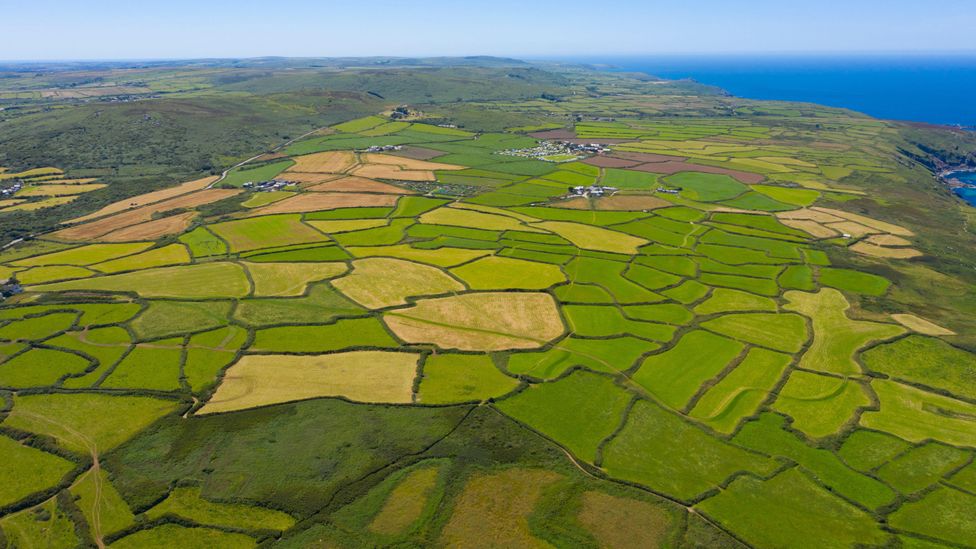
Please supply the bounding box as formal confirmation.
[1,59,975,548]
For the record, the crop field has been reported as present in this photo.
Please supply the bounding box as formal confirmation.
[2,66,976,548]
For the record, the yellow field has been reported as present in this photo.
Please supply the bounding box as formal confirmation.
[200,351,420,413]
[254,192,400,214]
[346,244,491,267]
[850,242,922,259]
[244,261,348,296]
[286,151,357,174]
[307,176,412,194]
[332,258,463,309]
[67,176,218,224]
[369,466,441,535]
[890,314,956,336]
[384,292,564,351]
[812,207,914,236]
[306,219,389,233]
[534,221,648,254]
[17,184,106,197]
[421,207,543,233]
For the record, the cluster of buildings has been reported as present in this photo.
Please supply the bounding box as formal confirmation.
[656,187,681,195]
[502,140,611,161]
[361,145,403,153]
[563,141,610,155]
[0,181,24,197]
[242,179,294,191]
[569,185,618,197]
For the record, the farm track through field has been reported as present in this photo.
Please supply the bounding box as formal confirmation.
[207,125,340,189]
[13,410,106,548]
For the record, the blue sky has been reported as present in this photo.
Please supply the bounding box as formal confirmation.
[3,0,975,60]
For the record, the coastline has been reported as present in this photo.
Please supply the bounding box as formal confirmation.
[940,168,976,206]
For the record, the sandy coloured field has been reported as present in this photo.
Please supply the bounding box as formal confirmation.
[851,242,922,259]
[286,151,358,174]
[824,221,879,238]
[351,165,436,181]
[97,212,197,242]
[812,207,914,236]
[777,208,846,223]
[865,234,912,247]
[890,314,956,336]
[253,192,401,214]
[306,176,414,194]
[332,258,464,309]
[199,351,420,413]
[779,218,839,238]
[53,188,240,240]
[67,175,218,224]
[384,292,564,351]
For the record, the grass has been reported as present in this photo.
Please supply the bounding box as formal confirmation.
[564,257,663,304]
[689,348,792,434]
[0,348,90,387]
[772,371,870,439]
[209,214,328,253]
[450,256,565,290]
[0,435,76,508]
[694,288,777,315]
[698,273,779,296]
[332,218,412,247]
[70,469,135,537]
[33,262,252,298]
[438,469,562,548]
[696,468,889,549]
[602,400,775,501]
[778,264,815,290]
[633,330,745,410]
[384,292,564,351]
[49,328,132,388]
[877,442,970,494]
[185,326,247,392]
[564,305,676,341]
[784,289,904,375]
[623,263,682,290]
[721,192,794,212]
[179,227,227,258]
[220,159,294,188]
[862,335,976,400]
[346,244,490,267]
[753,184,820,207]
[16,265,96,284]
[241,190,295,208]
[535,221,648,254]
[662,280,710,304]
[577,491,675,549]
[146,486,296,531]
[332,258,463,309]
[5,393,178,454]
[421,206,538,233]
[11,242,153,267]
[602,168,658,189]
[110,524,256,549]
[91,243,190,273]
[418,354,518,404]
[369,466,440,536]
[0,497,79,548]
[701,312,807,353]
[496,370,632,461]
[622,303,694,325]
[819,267,890,296]
[861,379,976,447]
[889,486,976,547]
[664,172,747,202]
[201,351,419,412]
[130,300,231,339]
[837,429,912,473]
[506,336,657,379]
[245,261,347,297]
[105,398,466,515]
[234,284,363,327]
[251,317,397,353]
[0,311,77,341]
[101,342,183,391]
[307,218,389,233]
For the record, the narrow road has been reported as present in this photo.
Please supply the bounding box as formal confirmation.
[205,124,334,189]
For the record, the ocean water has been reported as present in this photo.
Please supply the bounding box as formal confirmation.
[950,171,976,206]
[560,55,976,127]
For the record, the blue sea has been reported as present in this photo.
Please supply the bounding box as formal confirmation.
[950,171,976,206]
[557,54,976,127]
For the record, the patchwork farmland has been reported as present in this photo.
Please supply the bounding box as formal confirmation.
[0,71,975,549]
